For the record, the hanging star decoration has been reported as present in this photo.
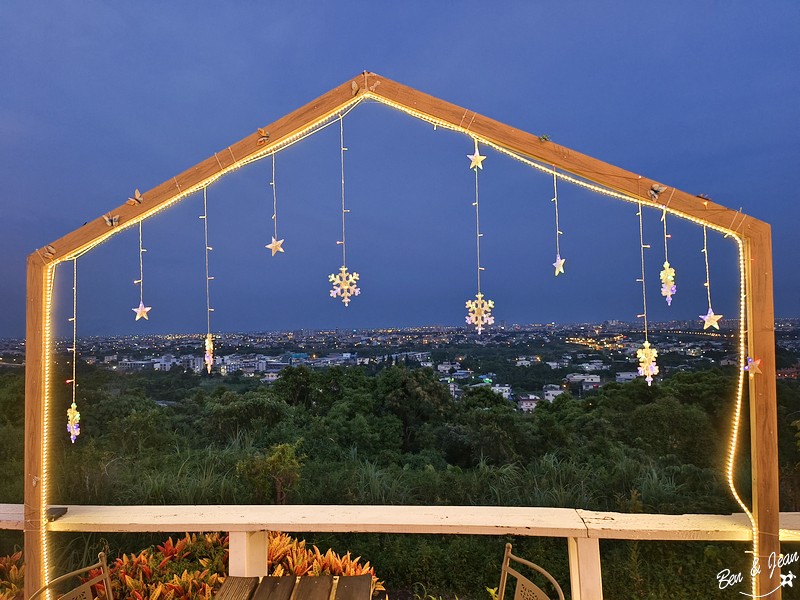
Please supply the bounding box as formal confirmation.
[126,189,144,206]
[637,340,659,386]
[700,307,722,330]
[266,237,285,256]
[204,334,214,374]
[467,145,486,170]
[466,293,495,334]
[329,266,360,305]
[744,356,762,379]
[67,402,80,443]
[649,184,667,201]
[660,261,676,305]
[553,254,566,276]
[132,301,151,321]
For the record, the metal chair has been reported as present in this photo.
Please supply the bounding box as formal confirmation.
[30,552,114,600]
[498,543,565,600]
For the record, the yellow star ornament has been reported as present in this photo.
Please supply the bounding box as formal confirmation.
[266,237,285,256]
[700,308,722,330]
[553,254,565,276]
[133,301,151,321]
[467,146,486,170]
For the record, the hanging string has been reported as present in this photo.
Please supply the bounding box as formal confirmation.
[703,226,712,308]
[202,187,214,372]
[328,114,360,305]
[700,225,723,329]
[636,203,658,386]
[272,154,278,241]
[474,153,483,295]
[552,169,565,276]
[132,221,151,321]
[265,153,285,256]
[340,115,347,268]
[464,139,493,334]
[66,258,80,442]
[638,203,649,340]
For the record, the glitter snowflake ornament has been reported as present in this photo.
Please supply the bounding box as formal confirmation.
[329,266,361,306]
[637,340,659,386]
[67,402,80,443]
[466,293,495,334]
[659,261,676,306]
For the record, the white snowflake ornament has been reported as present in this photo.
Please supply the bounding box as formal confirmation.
[466,292,495,334]
[329,266,361,306]
[637,340,659,386]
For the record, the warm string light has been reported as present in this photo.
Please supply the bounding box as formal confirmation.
[66,259,80,443]
[41,263,55,596]
[329,115,360,305]
[201,187,214,373]
[265,154,285,256]
[465,140,494,334]
[635,203,658,386]
[659,208,676,306]
[552,170,565,276]
[700,226,723,330]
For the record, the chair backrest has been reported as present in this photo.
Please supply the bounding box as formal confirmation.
[29,552,114,600]
[497,543,564,600]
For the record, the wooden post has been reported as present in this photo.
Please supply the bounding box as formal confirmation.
[228,531,268,577]
[568,538,603,600]
[745,227,781,597]
[24,256,50,598]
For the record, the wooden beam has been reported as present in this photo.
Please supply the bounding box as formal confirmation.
[745,230,781,596]
[24,256,49,598]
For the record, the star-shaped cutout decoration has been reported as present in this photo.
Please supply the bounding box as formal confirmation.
[744,356,762,378]
[781,571,795,587]
[553,254,565,276]
[133,301,151,321]
[467,146,486,170]
[700,307,722,330]
[266,237,285,256]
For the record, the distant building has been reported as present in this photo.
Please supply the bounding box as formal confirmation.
[543,384,564,402]
[517,394,540,412]
[491,384,511,400]
[616,372,638,383]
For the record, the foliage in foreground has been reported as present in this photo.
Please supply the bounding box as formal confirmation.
[0,532,382,600]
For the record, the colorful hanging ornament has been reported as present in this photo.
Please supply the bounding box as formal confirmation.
[699,225,722,329]
[744,356,762,379]
[659,208,676,305]
[465,138,494,334]
[329,266,360,305]
[635,202,658,386]
[132,221,151,320]
[66,258,81,443]
[204,333,214,374]
[637,340,659,386]
[551,169,565,276]
[329,115,361,305]
[201,186,214,373]
[265,154,285,256]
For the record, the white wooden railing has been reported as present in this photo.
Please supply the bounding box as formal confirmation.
[3,504,799,600]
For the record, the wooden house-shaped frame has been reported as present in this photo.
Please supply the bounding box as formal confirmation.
[24,72,781,597]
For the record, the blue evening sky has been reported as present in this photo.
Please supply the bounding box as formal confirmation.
[1,2,798,338]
